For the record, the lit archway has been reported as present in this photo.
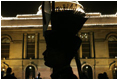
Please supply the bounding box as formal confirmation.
[109,62,117,79]
[110,63,117,79]
[82,65,93,79]
[25,65,35,79]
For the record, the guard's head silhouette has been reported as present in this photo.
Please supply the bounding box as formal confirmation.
[6,67,12,74]
[43,10,86,68]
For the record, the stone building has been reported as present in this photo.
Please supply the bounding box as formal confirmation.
[1,1,117,79]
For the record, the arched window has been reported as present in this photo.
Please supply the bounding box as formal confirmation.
[1,37,10,59]
[108,36,117,58]
[25,65,35,79]
[82,65,93,79]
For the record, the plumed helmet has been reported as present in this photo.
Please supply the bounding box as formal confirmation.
[51,10,87,35]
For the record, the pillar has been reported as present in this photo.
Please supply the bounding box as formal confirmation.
[23,33,27,59]
[35,33,38,59]
[90,32,94,58]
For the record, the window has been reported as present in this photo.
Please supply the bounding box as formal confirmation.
[1,38,10,59]
[27,34,35,59]
[80,33,90,58]
[108,36,117,58]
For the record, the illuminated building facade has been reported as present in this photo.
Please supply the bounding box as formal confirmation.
[1,1,117,79]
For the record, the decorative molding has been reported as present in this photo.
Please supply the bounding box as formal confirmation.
[109,61,117,70]
[12,40,22,43]
[1,34,12,42]
[105,32,117,40]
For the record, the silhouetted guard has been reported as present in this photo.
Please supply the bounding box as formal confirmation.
[42,1,88,79]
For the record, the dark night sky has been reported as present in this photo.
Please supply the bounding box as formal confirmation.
[1,1,117,17]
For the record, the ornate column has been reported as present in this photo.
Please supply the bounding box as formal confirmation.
[79,45,82,58]
[38,34,40,59]
[24,33,27,59]
[105,40,109,58]
[90,32,94,58]
[35,33,38,59]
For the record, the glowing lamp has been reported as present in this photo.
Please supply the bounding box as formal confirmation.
[86,66,88,69]
[29,66,32,69]
[2,68,5,71]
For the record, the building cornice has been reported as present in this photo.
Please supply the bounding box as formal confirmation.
[1,23,117,28]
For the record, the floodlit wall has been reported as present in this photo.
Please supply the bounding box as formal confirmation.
[1,13,117,79]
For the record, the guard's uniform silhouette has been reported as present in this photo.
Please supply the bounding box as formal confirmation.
[43,5,87,79]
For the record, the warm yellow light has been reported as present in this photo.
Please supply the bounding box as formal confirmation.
[3,57,5,60]
[2,17,42,20]
[32,36,35,39]
[29,67,32,69]
[2,68,5,71]
[85,36,87,38]
[114,67,117,70]
[28,36,30,39]
[76,8,85,13]
[80,35,81,37]
[84,23,117,26]
[37,10,42,15]
[81,36,83,38]
[86,66,88,69]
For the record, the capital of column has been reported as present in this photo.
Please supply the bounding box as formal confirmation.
[24,33,27,36]
[35,33,38,36]
[90,32,93,35]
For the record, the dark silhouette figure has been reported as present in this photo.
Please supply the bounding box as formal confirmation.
[37,73,42,79]
[43,10,87,79]
[35,73,42,79]
[98,73,103,79]
[98,72,109,79]
[3,67,17,79]
[11,73,14,76]
[1,71,4,79]
[103,72,109,79]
